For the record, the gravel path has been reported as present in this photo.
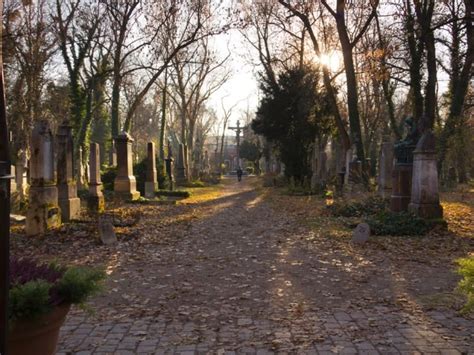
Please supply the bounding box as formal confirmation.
[57,177,474,354]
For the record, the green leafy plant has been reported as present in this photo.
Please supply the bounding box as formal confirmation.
[456,256,474,314]
[8,258,105,322]
[328,196,388,217]
[101,166,117,191]
[366,211,430,236]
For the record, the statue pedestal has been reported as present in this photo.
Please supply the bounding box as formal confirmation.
[408,132,443,219]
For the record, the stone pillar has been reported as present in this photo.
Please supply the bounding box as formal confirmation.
[76,146,85,190]
[26,121,61,236]
[114,132,140,200]
[165,156,174,191]
[390,163,412,212]
[344,148,353,185]
[15,150,28,199]
[378,141,394,198]
[408,131,443,219]
[145,142,158,198]
[88,143,105,212]
[57,123,81,221]
[109,141,117,167]
[10,165,17,193]
[176,143,187,184]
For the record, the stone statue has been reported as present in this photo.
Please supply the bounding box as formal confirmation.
[394,117,419,164]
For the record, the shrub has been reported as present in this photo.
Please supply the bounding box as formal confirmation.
[365,211,430,236]
[8,258,105,321]
[182,180,206,188]
[156,190,190,198]
[328,196,388,217]
[101,166,117,191]
[456,256,474,314]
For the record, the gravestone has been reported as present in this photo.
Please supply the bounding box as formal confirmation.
[391,117,418,212]
[352,223,370,244]
[88,143,105,212]
[344,148,353,185]
[57,123,81,221]
[176,143,187,184]
[165,140,174,191]
[145,142,158,198]
[114,132,140,200]
[26,120,61,236]
[109,141,117,167]
[98,215,117,245]
[378,140,394,198]
[10,165,17,193]
[15,149,28,199]
[408,131,443,219]
[76,146,85,190]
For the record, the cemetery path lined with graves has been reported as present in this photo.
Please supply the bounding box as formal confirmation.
[11,177,474,354]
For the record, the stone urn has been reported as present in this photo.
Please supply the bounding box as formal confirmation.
[8,304,71,355]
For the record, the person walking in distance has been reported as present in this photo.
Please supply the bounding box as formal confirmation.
[237,167,243,182]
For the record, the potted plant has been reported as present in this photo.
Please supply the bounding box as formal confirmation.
[8,257,105,355]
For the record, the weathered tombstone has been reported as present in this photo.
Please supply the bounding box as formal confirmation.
[114,132,140,200]
[26,120,61,236]
[57,123,81,221]
[15,149,28,199]
[10,165,17,193]
[408,131,443,219]
[352,223,370,244]
[344,148,353,186]
[108,140,117,167]
[98,215,117,245]
[145,142,158,198]
[88,143,105,212]
[76,146,85,190]
[378,140,394,198]
[391,117,418,212]
[165,140,174,191]
[176,143,187,183]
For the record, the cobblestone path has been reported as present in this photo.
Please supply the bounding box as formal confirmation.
[57,178,474,354]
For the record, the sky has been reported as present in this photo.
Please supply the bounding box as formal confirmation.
[208,29,260,134]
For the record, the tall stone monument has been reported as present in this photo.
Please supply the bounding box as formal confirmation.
[88,143,105,212]
[76,146,85,190]
[109,141,117,167]
[145,142,158,198]
[408,131,443,219]
[391,117,419,212]
[378,140,394,198]
[176,143,187,184]
[114,131,140,200]
[165,140,174,191]
[15,149,28,199]
[26,121,61,236]
[57,123,81,221]
[10,165,17,193]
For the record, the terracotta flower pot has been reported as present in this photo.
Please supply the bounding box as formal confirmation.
[8,304,71,355]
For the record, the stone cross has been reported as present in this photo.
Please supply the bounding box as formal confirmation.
[228,120,243,166]
[57,123,81,221]
[114,132,140,200]
[378,140,394,198]
[408,131,443,219]
[176,143,187,184]
[145,142,158,198]
[26,120,61,236]
[88,143,105,212]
